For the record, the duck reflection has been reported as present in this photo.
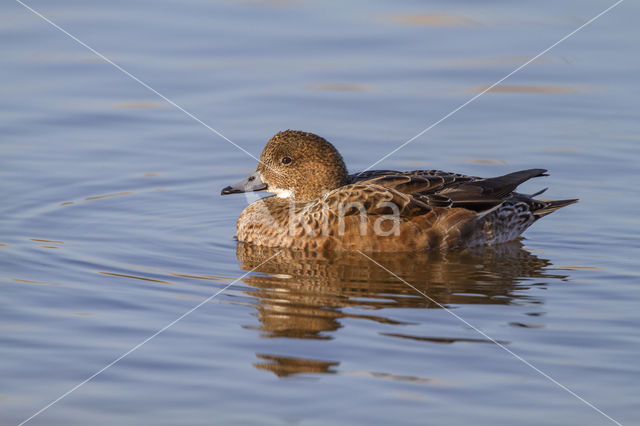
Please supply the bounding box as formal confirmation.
[253,354,339,377]
[236,241,567,376]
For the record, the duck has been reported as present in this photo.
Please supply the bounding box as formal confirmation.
[221,130,577,252]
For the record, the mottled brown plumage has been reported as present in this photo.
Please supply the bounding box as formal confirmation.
[221,130,577,252]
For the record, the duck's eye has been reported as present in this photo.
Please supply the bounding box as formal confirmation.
[281,156,292,165]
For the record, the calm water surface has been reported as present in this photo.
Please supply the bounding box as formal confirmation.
[2,0,639,425]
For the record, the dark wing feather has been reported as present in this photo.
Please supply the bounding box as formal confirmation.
[350,170,477,200]
[349,169,476,184]
[349,170,403,181]
[349,168,549,213]
[437,169,548,211]
[440,169,547,200]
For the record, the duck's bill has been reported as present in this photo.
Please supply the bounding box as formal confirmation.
[221,171,267,195]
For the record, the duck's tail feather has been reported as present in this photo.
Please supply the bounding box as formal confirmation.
[480,169,549,199]
[528,187,548,197]
[444,168,548,203]
[533,198,579,217]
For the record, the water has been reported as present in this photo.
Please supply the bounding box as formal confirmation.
[2,0,639,424]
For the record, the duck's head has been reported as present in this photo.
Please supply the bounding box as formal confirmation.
[221,130,349,202]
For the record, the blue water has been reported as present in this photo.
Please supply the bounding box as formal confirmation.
[2,0,639,425]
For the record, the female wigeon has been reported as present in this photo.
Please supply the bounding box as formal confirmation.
[222,130,576,251]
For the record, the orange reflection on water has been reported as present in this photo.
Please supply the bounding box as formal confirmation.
[254,354,339,377]
[236,241,568,375]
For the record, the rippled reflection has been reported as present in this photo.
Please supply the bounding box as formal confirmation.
[237,241,567,375]
[253,354,339,377]
[238,241,565,332]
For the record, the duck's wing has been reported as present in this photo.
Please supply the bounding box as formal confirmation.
[439,169,548,202]
[350,170,473,195]
[308,183,439,218]
[348,170,476,210]
[349,169,475,185]
[349,168,549,213]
